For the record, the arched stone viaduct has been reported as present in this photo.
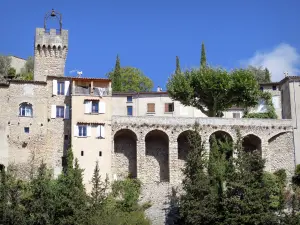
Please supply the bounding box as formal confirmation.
[112,116,295,185]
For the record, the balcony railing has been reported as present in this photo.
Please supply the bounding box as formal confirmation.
[74,86,110,96]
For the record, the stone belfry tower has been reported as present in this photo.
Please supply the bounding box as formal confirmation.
[33,9,68,82]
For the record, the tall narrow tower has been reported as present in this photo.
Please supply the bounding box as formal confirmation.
[33,9,68,82]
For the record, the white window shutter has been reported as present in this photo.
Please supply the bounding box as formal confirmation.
[96,125,100,137]
[100,125,105,138]
[64,81,70,96]
[51,105,56,118]
[99,102,106,114]
[64,105,70,119]
[87,125,91,136]
[85,101,91,113]
[52,80,57,96]
[74,125,78,136]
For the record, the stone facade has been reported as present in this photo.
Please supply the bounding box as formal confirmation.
[0,77,71,178]
[34,28,68,82]
[111,116,295,224]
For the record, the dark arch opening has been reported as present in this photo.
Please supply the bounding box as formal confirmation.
[242,134,262,153]
[209,131,233,159]
[114,129,137,178]
[268,132,288,143]
[0,164,5,171]
[145,130,169,182]
[177,130,200,161]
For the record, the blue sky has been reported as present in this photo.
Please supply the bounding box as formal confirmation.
[1,0,300,89]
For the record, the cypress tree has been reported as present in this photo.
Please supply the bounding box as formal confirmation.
[90,161,109,206]
[200,42,207,68]
[175,56,181,74]
[180,123,219,224]
[264,68,271,83]
[223,131,277,225]
[112,55,122,91]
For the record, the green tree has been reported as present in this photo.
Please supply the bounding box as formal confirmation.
[179,123,220,224]
[175,56,181,74]
[200,42,207,68]
[19,56,34,81]
[110,55,122,91]
[54,148,88,225]
[247,66,272,83]
[25,162,56,225]
[223,131,278,225]
[0,55,12,76]
[167,67,260,117]
[90,161,109,206]
[107,66,153,92]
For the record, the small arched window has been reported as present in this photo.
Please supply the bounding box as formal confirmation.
[19,103,33,117]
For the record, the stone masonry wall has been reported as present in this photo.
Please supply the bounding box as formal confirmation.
[0,78,71,178]
[111,116,295,225]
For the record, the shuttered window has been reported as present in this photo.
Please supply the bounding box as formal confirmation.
[165,103,174,112]
[147,103,155,113]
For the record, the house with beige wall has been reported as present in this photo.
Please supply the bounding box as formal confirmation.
[71,77,112,190]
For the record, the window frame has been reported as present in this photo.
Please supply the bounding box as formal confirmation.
[127,106,133,116]
[19,103,33,117]
[56,106,65,118]
[147,103,155,113]
[165,103,174,113]
[91,101,99,113]
[57,81,65,95]
[233,112,241,119]
[127,96,133,102]
[78,125,87,137]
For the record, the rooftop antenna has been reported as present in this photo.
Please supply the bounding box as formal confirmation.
[284,71,289,77]
[77,71,83,78]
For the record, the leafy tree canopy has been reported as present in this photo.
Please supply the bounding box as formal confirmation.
[107,66,153,92]
[247,66,272,83]
[0,55,11,76]
[167,67,260,117]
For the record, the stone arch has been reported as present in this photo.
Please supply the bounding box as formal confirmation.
[19,102,33,117]
[242,134,262,153]
[177,130,200,161]
[209,130,233,159]
[53,45,57,57]
[268,132,293,173]
[114,129,137,179]
[145,129,169,182]
[37,44,41,56]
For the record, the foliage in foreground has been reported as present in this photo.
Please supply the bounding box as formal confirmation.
[176,123,300,225]
[0,148,150,225]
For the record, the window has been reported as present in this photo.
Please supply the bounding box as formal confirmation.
[24,127,29,133]
[56,106,65,118]
[57,81,65,95]
[92,101,99,113]
[81,151,84,156]
[233,113,240,119]
[272,85,277,90]
[78,125,87,137]
[127,96,133,102]
[19,103,33,117]
[99,151,102,156]
[165,103,174,113]
[97,125,105,138]
[147,103,155,113]
[84,100,105,114]
[127,106,133,116]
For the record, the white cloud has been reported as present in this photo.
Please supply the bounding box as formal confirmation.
[242,43,300,82]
